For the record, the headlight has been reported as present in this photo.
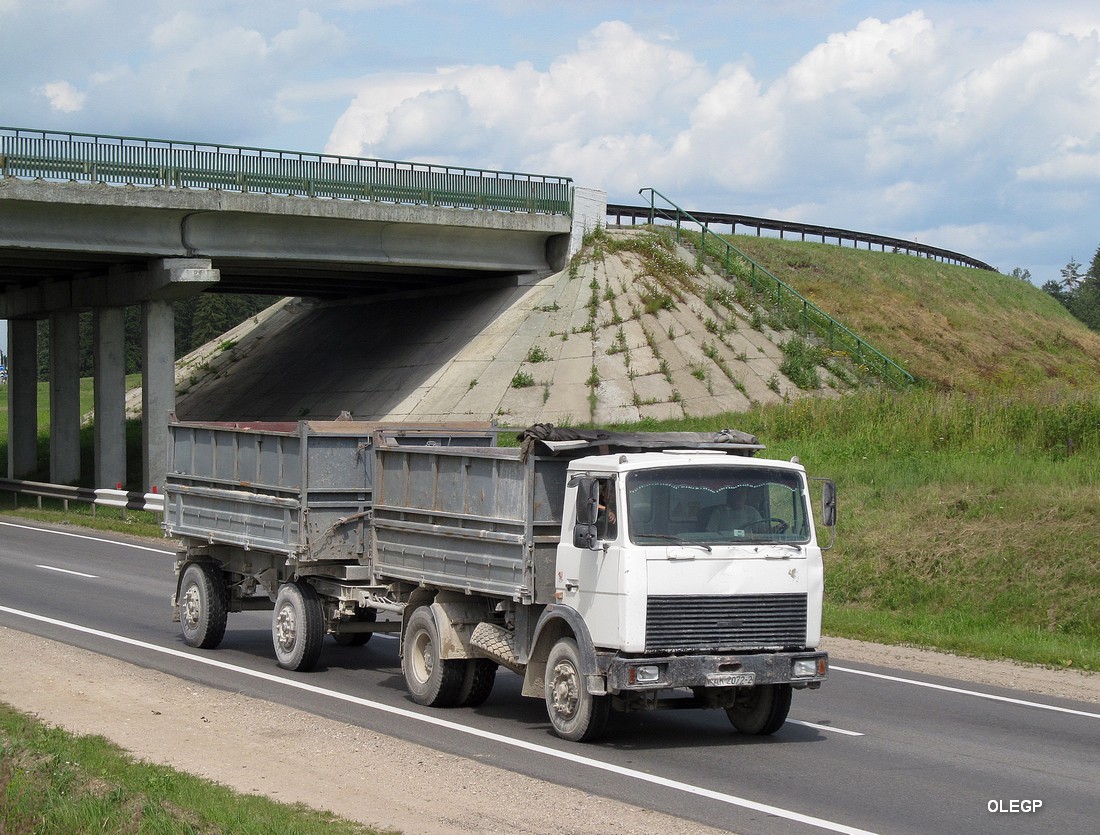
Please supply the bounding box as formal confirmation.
[792,658,820,678]
[630,665,661,684]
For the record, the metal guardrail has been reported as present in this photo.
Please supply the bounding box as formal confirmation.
[634,188,916,388]
[0,477,164,514]
[607,202,996,272]
[0,126,574,216]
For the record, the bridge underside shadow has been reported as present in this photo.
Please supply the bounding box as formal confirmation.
[175,277,542,423]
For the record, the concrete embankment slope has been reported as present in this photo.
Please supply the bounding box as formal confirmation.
[173,228,846,426]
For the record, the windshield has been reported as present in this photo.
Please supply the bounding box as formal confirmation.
[625,465,811,546]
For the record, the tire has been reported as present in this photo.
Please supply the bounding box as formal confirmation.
[725,684,792,735]
[457,659,498,707]
[272,581,325,672]
[544,637,610,742]
[179,562,228,650]
[332,607,376,646]
[402,606,464,707]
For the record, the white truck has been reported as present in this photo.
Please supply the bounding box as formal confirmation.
[166,418,834,741]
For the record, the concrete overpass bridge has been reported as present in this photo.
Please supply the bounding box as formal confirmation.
[0,127,577,491]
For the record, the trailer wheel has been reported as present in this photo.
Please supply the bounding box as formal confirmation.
[179,562,228,650]
[402,606,463,707]
[272,581,324,672]
[457,659,498,707]
[545,637,609,742]
[725,684,792,735]
[332,607,376,647]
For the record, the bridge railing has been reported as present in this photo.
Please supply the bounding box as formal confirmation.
[0,126,573,215]
[608,202,995,271]
[636,188,916,388]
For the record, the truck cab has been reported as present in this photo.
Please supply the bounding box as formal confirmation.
[537,448,832,740]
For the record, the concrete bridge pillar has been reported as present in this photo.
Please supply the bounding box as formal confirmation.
[6,319,38,479]
[142,300,174,494]
[49,310,81,485]
[93,306,127,489]
[140,256,219,492]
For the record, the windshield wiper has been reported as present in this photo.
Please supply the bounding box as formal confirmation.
[637,533,712,552]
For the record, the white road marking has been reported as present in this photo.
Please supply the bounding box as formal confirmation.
[787,719,864,736]
[0,605,876,835]
[35,564,98,579]
[832,665,1100,720]
[0,521,174,555]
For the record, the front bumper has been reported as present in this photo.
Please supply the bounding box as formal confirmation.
[600,650,828,693]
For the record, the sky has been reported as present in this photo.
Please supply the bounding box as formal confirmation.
[2,0,1100,354]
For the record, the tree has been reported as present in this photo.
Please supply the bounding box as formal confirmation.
[1044,246,1100,332]
[1060,258,1084,290]
[1010,267,1032,282]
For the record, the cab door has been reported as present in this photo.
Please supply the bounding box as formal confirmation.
[555,476,624,647]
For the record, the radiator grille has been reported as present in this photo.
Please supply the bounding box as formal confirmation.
[646,593,807,652]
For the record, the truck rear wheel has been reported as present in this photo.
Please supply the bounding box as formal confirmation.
[403,606,463,707]
[726,684,792,735]
[179,562,229,649]
[272,581,324,672]
[545,637,609,742]
[457,659,498,707]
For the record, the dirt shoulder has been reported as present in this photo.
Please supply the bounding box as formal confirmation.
[1,626,1096,835]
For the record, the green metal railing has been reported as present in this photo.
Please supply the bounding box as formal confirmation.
[639,188,915,387]
[0,126,573,215]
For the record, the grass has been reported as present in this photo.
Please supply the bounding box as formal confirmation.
[724,235,1100,396]
[572,389,1100,671]
[0,702,383,834]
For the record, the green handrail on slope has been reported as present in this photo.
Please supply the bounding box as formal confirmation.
[638,188,915,388]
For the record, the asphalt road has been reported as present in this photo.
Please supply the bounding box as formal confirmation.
[1,518,1096,834]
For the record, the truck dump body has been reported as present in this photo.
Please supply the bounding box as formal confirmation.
[371,439,567,603]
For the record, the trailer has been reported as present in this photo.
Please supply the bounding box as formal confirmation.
[167,420,835,741]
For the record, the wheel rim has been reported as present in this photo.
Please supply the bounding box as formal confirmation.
[410,629,433,685]
[549,658,580,720]
[181,584,201,630]
[275,602,297,652]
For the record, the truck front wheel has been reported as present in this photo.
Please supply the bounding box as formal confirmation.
[179,562,228,650]
[402,606,464,707]
[272,581,324,672]
[726,684,792,735]
[545,637,609,742]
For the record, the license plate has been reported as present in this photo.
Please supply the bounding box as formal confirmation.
[706,672,755,687]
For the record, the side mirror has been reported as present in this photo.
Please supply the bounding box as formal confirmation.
[572,477,599,549]
[574,477,599,525]
[573,522,598,550]
[821,480,837,528]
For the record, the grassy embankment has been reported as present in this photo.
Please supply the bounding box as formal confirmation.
[0,702,383,834]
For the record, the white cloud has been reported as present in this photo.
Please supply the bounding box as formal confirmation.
[783,11,937,102]
[327,19,708,171]
[38,80,86,112]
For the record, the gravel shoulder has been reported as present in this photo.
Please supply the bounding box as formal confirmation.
[2,625,1096,834]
